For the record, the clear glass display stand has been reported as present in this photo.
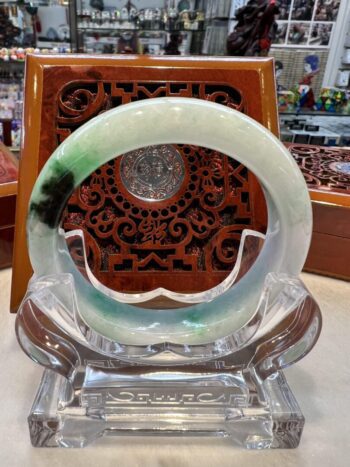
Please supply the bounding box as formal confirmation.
[16,233,321,449]
[16,96,320,449]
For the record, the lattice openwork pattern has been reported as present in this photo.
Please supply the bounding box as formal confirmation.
[57,79,267,293]
[287,143,350,194]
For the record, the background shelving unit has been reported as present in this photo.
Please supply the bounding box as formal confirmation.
[70,0,233,55]
[269,0,343,98]
[1,0,350,149]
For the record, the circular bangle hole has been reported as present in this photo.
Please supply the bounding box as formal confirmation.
[62,143,267,304]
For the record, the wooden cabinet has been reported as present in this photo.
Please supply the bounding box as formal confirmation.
[0,143,18,269]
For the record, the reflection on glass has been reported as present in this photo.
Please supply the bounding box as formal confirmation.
[315,0,340,21]
[288,22,310,44]
[273,22,288,44]
[291,0,315,21]
[309,22,333,46]
[277,0,292,20]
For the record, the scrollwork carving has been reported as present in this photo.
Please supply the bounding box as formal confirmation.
[57,79,266,293]
[287,143,350,194]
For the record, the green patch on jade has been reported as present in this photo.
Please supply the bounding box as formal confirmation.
[30,162,75,229]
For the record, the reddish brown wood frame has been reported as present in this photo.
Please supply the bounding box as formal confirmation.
[10,54,280,312]
[0,142,18,269]
[286,143,350,280]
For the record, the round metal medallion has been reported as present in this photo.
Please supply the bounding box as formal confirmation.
[120,145,185,201]
[329,161,350,176]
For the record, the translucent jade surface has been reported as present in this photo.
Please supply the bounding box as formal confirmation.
[27,98,312,345]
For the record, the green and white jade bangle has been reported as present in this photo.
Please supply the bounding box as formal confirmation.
[27,97,312,346]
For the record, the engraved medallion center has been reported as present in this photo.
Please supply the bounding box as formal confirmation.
[120,145,185,201]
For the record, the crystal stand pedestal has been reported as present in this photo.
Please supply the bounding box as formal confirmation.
[17,267,321,449]
[29,367,303,449]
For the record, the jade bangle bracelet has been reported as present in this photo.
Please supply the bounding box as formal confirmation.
[27,97,312,346]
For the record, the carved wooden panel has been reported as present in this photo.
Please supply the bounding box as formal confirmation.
[287,144,350,195]
[11,55,278,311]
[57,79,266,293]
[287,143,350,281]
[56,81,244,142]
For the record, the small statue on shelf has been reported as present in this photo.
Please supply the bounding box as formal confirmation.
[117,31,141,54]
[316,87,347,113]
[164,33,183,55]
[0,7,22,47]
[275,60,285,92]
[89,0,104,11]
[227,0,280,56]
[275,60,299,112]
[298,54,320,109]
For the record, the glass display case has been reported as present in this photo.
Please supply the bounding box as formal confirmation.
[74,0,197,55]
[1,0,350,151]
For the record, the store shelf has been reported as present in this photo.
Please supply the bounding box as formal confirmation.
[280,110,350,117]
[0,61,25,67]
[77,27,204,33]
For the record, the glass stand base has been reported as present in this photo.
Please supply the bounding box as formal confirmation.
[29,367,304,449]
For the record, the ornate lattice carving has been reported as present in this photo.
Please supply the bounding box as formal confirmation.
[56,81,244,142]
[287,143,350,194]
[59,80,266,293]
